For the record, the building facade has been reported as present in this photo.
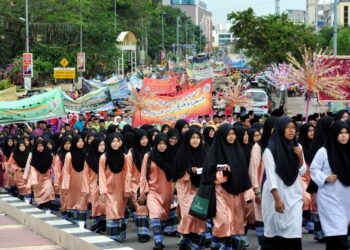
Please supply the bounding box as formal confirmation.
[162,0,213,51]
[286,9,307,23]
[338,0,350,26]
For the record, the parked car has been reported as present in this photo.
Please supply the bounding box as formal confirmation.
[244,88,269,115]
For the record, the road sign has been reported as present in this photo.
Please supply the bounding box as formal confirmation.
[54,67,75,79]
[60,58,69,67]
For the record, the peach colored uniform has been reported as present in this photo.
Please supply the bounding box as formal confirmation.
[82,162,106,217]
[61,153,88,211]
[8,154,31,196]
[3,155,15,188]
[99,154,129,220]
[212,171,245,237]
[52,155,62,195]
[248,143,264,222]
[28,166,55,205]
[139,154,172,221]
[301,163,312,211]
[125,151,148,216]
[176,172,206,234]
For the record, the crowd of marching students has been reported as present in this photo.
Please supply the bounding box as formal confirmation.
[1,109,350,250]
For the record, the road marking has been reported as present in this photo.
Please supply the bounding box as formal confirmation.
[80,235,114,244]
[0,225,24,230]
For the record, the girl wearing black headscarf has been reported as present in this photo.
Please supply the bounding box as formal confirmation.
[167,128,180,165]
[8,140,31,199]
[202,126,215,147]
[248,128,261,146]
[126,129,151,243]
[83,136,106,231]
[161,124,170,134]
[307,116,333,242]
[138,133,175,250]
[234,126,251,166]
[175,119,189,136]
[28,139,55,210]
[248,116,277,249]
[174,128,207,249]
[298,123,315,232]
[334,109,350,121]
[53,136,72,214]
[200,123,251,249]
[1,136,15,190]
[147,128,159,148]
[310,120,350,250]
[99,133,129,242]
[61,135,88,225]
[261,117,306,250]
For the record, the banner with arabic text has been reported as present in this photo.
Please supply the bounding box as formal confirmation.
[0,88,65,124]
[142,77,177,95]
[108,80,130,99]
[133,78,212,126]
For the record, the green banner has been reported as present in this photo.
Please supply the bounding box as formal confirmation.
[0,88,66,124]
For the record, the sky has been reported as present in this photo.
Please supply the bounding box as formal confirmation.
[204,0,307,25]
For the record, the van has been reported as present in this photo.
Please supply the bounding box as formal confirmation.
[244,88,269,115]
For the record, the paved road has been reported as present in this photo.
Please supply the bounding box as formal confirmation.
[285,95,320,117]
[0,210,65,250]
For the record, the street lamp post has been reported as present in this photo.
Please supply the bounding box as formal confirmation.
[161,12,165,48]
[333,0,338,55]
[24,0,31,90]
[176,16,180,64]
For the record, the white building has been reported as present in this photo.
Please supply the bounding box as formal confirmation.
[212,22,235,48]
[307,0,334,28]
[286,9,307,23]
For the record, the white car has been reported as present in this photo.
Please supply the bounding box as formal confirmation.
[244,88,269,115]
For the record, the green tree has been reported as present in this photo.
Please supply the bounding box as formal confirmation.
[318,26,350,55]
[227,8,317,70]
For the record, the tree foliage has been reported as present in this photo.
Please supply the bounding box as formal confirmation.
[227,8,317,71]
[317,26,350,55]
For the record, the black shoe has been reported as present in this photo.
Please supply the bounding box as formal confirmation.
[138,235,150,243]
[178,244,187,250]
[164,231,178,237]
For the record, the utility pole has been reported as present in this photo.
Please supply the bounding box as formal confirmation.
[161,12,165,48]
[275,0,280,15]
[176,16,180,64]
[24,0,31,90]
[333,0,338,55]
[79,0,83,88]
[114,0,117,29]
[185,19,188,58]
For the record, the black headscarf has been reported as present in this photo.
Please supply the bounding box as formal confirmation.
[30,139,53,174]
[147,128,159,148]
[52,132,61,155]
[140,124,154,131]
[123,132,135,153]
[13,140,29,169]
[70,135,85,172]
[334,109,350,121]
[167,128,180,163]
[105,133,125,174]
[251,122,263,132]
[175,119,189,136]
[174,128,207,187]
[267,117,299,186]
[121,124,133,138]
[57,136,72,164]
[132,129,150,172]
[203,126,215,147]
[107,124,118,136]
[248,128,260,145]
[201,123,251,194]
[161,124,170,133]
[2,136,14,159]
[258,116,277,153]
[234,125,251,167]
[86,137,105,174]
[309,116,334,161]
[149,133,173,181]
[298,123,314,164]
[324,121,350,186]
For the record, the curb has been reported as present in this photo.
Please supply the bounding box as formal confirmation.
[0,193,134,250]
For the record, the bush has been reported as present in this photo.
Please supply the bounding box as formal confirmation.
[0,80,13,90]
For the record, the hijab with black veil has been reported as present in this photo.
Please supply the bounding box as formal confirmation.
[13,140,29,169]
[147,128,159,148]
[167,128,180,164]
[258,116,277,154]
[248,128,260,146]
[30,139,53,174]
[86,136,105,174]
[175,119,189,136]
[201,123,251,195]
[324,120,350,186]
[131,129,150,172]
[173,128,207,187]
[298,123,314,164]
[267,116,300,186]
[70,135,85,172]
[334,109,350,121]
[202,126,215,147]
[105,133,125,174]
[234,125,251,167]
[1,136,14,159]
[57,136,72,164]
[149,133,173,181]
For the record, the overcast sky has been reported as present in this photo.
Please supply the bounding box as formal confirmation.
[205,0,307,25]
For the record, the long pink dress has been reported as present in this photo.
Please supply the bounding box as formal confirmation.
[27,166,55,205]
[139,154,172,221]
[301,163,312,211]
[176,172,206,234]
[53,155,68,212]
[61,153,88,211]
[82,162,106,217]
[212,171,245,237]
[98,154,129,220]
[125,151,148,216]
[248,143,264,222]
[2,154,15,188]
[8,154,31,196]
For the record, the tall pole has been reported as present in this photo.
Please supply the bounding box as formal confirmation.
[199,28,201,53]
[275,0,280,15]
[176,16,180,64]
[161,13,165,48]
[185,19,188,57]
[79,0,82,53]
[24,0,31,90]
[114,0,117,29]
[333,0,338,55]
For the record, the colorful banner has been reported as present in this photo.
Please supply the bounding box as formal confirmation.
[63,87,113,113]
[0,86,17,101]
[77,52,85,73]
[22,53,33,77]
[186,67,214,81]
[0,88,65,124]
[108,80,130,99]
[142,77,177,95]
[133,78,213,126]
